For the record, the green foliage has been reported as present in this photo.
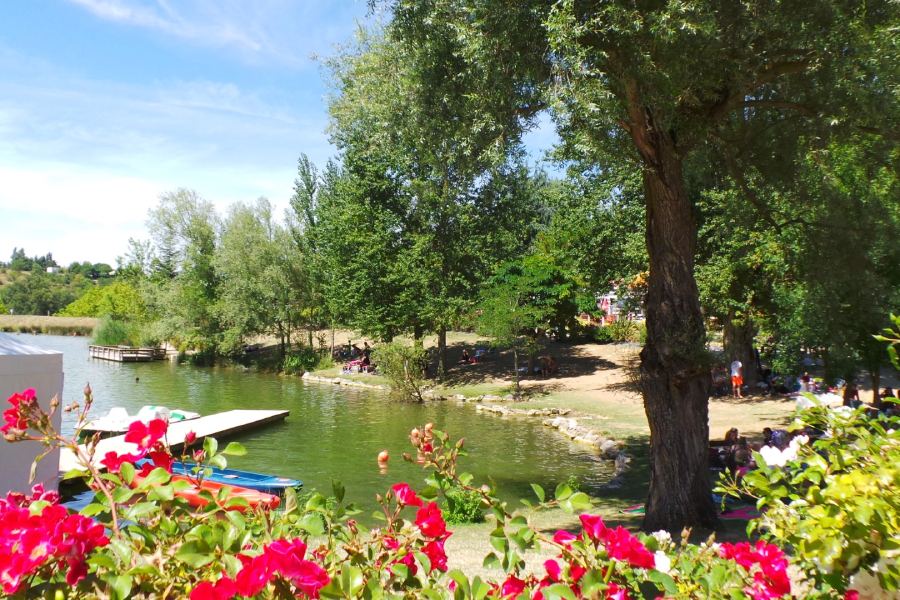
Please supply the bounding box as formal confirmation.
[372,342,427,401]
[604,320,642,344]
[283,347,326,375]
[0,270,90,315]
[719,401,900,595]
[92,316,136,346]
[59,281,146,321]
[442,486,484,524]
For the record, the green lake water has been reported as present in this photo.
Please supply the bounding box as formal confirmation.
[18,334,612,510]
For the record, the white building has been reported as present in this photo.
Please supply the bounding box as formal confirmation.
[0,334,64,496]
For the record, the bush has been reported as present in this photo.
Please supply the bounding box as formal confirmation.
[373,342,428,401]
[606,319,641,343]
[283,346,322,374]
[92,316,134,346]
[5,386,899,599]
[719,399,900,596]
[593,326,615,344]
[442,486,484,524]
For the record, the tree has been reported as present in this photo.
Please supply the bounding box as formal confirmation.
[59,281,146,321]
[383,0,898,531]
[326,27,541,377]
[9,248,31,271]
[216,199,309,355]
[0,271,89,315]
[144,189,220,353]
[478,254,582,396]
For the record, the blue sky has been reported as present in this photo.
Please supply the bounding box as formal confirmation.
[0,1,557,266]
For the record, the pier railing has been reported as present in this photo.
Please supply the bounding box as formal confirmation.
[88,345,162,362]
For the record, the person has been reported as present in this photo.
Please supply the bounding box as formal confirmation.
[730,359,744,398]
[459,349,471,364]
[363,342,372,361]
[763,427,789,450]
[843,381,861,408]
[800,371,811,393]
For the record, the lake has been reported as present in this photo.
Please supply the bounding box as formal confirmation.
[15,334,612,509]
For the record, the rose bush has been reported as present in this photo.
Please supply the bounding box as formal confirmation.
[1,385,897,598]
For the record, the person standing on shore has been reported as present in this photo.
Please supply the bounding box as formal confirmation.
[730,359,744,399]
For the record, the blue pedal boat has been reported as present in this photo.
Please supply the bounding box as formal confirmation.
[136,460,303,495]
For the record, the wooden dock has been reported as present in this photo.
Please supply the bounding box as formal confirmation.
[88,345,166,362]
[59,409,289,473]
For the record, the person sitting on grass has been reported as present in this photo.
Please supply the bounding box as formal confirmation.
[459,349,472,365]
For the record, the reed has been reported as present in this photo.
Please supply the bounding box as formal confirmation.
[0,315,98,336]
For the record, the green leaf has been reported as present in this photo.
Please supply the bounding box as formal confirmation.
[221,441,247,456]
[203,437,218,456]
[332,479,345,503]
[109,574,132,600]
[568,492,591,512]
[118,461,135,485]
[298,513,325,536]
[140,467,171,487]
[554,483,573,501]
[80,502,107,517]
[176,541,215,568]
[530,483,546,503]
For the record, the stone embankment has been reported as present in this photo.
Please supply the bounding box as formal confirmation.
[301,372,388,391]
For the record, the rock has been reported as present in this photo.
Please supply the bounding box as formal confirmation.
[600,439,620,459]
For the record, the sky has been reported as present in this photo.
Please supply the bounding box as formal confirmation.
[0,0,558,267]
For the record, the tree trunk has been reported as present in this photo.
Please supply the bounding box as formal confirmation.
[723,313,760,386]
[513,346,520,397]
[330,324,335,357]
[436,327,447,381]
[630,115,717,532]
[871,368,881,406]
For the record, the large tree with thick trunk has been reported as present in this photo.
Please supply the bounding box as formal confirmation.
[384,0,896,531]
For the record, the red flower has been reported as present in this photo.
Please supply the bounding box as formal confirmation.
[124,418,167,450]
[147,449,173,474]
[580,514,608,542]
[422,539,448,572]
[392,552,418,577]
[287,560,329,598]
[184,430,197,445]
[382,536,400,550]
[500,575,526,598]
[266,538,308,575]
[415,502,447,539]
[606,583,631,599]
[2,389,36,434]
[234,554,271,597]
[844,592,859,600]
[190,577,237,600]
[543,559,561,582]
[391,483,424,507]
[421,442,433,453]
[602,526,655,569]
[100,451,143,473]
[719,541,791,598]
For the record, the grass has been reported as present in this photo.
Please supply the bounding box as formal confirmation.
[0,315,98,336]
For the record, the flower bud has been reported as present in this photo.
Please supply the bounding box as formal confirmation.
[184,431,197,445]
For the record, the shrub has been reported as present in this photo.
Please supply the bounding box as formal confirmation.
[606,319,641,343]
[4,385,899,599]
[593,325,615,344]
[719,398,900,596]
[442,486,484,524]
[373,342,428,401]
[92,316,134,346]
[283,346,321,374]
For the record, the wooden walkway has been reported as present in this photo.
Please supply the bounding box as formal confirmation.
[88,345,166,362]
[59,409,289,473]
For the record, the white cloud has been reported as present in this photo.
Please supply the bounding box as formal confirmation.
[65,0,368,67]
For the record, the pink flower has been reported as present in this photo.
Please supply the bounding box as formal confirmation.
[422,539,448,572]
[580,514,608,541]
[415,502,447,539]
[844,592,859,600]
[391,483,423,507]
[124,418,167,450]
[265,538,308,575]
[500,575,527,598]
[606,582,631,599]
[719,541,791,598]
[553,530,578,546]
[185,430,197,445]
